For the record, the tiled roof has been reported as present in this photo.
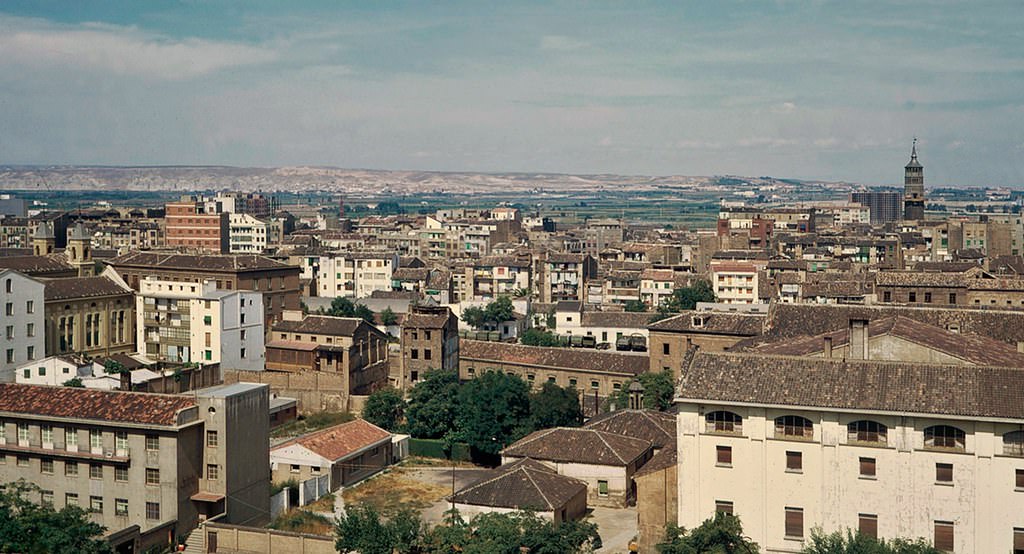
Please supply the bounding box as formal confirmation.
[461,340,648,377]
[273,316,363,337]
[648,312,765,336]
[580,311,656,329]
[0,384,195,426]
[677,351,1024,420]
[502,427,652,466]
[634,444,677,478]
[0,256,73,274]
[272,419,390,462]
[583,409,676,449]
[452,458,586,511]
[392,267,430,280]
[403,311,454,329]
[476,256,531,268]
[108,252,292,272]
[43,275,132,301]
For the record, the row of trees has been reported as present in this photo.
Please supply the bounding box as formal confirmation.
[336,506,600,554]
[317,297,398,326]
[362,369,582,457]
[461,296,516,329]
[657,513,943,554]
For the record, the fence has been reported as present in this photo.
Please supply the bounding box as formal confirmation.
[408,438,472,461]
[202,522,335,554]
[298,474,330,507]
[270,487,290,520]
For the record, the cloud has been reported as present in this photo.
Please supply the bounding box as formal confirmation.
[0,16,277,79]
[773,101,797,114]
[540,35,589,51]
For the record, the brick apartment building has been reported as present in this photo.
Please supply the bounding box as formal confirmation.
[165,200,229,254]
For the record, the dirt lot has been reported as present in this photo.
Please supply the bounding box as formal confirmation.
[341,462,488,517]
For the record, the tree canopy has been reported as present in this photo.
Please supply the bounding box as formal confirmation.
[519,328,565,347]
[529,381,583,429]
[624,300,648,312]
[322,297,376,324]
[605,370,676,412]
[462,296,516,329]
[455,370,533,457]
[801,530,941,554]
[0,480,113,554]
[657,512,759,554]
[653,280,717,320]
[379,307,399,326]
[404,369,460,439]
[362,387,405,432]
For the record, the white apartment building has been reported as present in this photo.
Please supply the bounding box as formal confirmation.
[228,213,269,254]
[709,261,760,304]
[0,269,45,381]
[136,277,264,371]
[639,269,676,307]
[316,253,398,299]
[674,351,1024,553]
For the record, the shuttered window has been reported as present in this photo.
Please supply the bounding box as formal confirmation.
[859,457,876,477]
[936,463,953,483]
[715,500,733,514]
[786,451,802,472]
[784,507,803,538]
[1013,527,1024,554]
[934,521,954,552]
[1016,469,1024,489]
[858,514,878,539]
[716,445,732,466]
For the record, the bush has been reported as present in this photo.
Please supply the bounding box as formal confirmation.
[408,438,472,461]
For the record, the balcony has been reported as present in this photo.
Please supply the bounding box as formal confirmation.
[0,443,130,464]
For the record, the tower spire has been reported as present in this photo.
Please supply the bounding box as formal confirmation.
[911,137,918,161]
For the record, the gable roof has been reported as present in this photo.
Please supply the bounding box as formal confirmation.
[107,252,292,272]
[0,384,195,426]
[271,419,390,462]
[583,409,676,449]
[634,444,677,478]
[502,427,652,466]
[273,315,367,337]
[648,311,765,336]
[0,256,73,275]
[43,275,132,301]
[460,340,648,377]
[451,458,586,511]
[677,351,1024,420]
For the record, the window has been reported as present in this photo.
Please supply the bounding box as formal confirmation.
[66,493,79,507]
[90,464,102,479]
[17,423,29,444]
[934,521,954,552]
[924,425,966,451]
[41,425,52,446]
[597,480,609,496]
[66,428,77,450]
[859,457,876,478]
[207,464,219,480]
[908,292,917,302]
[146,502,160,520]
[290,464,300,473]
[26,323,33,337]
[4,303,11,316]
[591,380,599,390]
[145,468,159,485]
[716,445,732,466]
[25,301,33,314]
[424,349,431,360]
[115,431,128,454]
[706,411,742,434]
[775,415,814,440]
[858,514,878,539]
[785,507,803,539]
[715,500,734,514]
[949,293,957,304]
[90,429,102,451]
[40,459,53,474]
[115,498,128,516]
[207,430,218,447]
[115,466,128,482]
[883,291,892,302]
[4,349,11,364]
[4,279,9,293]
[65,461,78,476]
[5,325,12,340]
[612,382,621,391]
[785,451,802,472]
[924,292,932,303]
[848,420,887,445]
[1004,431,1024,456]
[40,490,53,507]
[311,466,321,475]
[89,496,103,513]
[36,366,44,376]
[145,435,159,451]
[1015,469,1024,490]
[935,463,953,483]
[662,343,670,355]
[203,315,212,325]
[240,348,246,359]
[411,349,418,360]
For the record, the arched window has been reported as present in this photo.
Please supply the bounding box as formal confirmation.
[706,411,743,434]
[924,425,966,451]
[775,415,814,440]
[847,420,888,445]
[1003,430,1024,457]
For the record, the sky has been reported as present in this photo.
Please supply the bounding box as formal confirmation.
[0,1,1022,187]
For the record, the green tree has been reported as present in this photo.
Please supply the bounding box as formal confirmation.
[520,328,564,347]
[801,529,941,554]
[624,300,648,312]
[462,297,516,329]
[0,480,113,554]
[654,280,717,320]
[380,307,399,326]
[405,369,460,439]
[456,370,532,457]
[62,377,84,387]
[605,370,676,412]
[362,387,405,432]
[422,510,601,554]
[657,512,759,554]
[529,382,582,430]
[325,297,375,324]
[354,304,376,324]
[461,306,486,329]
[335,505,423,554]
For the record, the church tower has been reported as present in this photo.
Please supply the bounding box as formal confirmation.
[67,222,94,277]
[32,222,55,256]
[903,138,925,220]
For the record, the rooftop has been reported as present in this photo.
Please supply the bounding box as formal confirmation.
[0,384,195,426]
[461,340,648,377]
[272,419,391,461]
[502,427,652,466]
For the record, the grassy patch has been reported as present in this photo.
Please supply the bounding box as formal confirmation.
[268,509,333,536]
[342,467,449,517]
[271,411,355,439]
[401,456,476,469]
[304,492,336,512]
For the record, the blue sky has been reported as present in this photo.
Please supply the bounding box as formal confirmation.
[1,1,1022,186]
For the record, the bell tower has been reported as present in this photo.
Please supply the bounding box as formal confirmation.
[67,222,94,277]
[32,222,55,256]
[903,138,925,220]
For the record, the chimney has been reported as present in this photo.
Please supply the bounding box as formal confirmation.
[823,336,833,359]
[849,318,869,360]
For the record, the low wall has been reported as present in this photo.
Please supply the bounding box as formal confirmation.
[203,522,334,554]
[223,369,348,413]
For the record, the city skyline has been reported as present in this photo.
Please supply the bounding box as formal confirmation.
[1,1,1023,187]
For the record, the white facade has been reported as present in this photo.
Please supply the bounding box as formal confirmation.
[0,270,45,381]
[228,213,269,254]
[316,253,397,299]
[14,356,90,386]
[675,401,1024,553]
[710,262,759,304]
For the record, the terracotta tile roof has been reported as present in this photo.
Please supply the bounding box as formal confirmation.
[273,316,363,337]
[0,255,73,275]
[476,256,531,268]
[266,340,319,352]
[461,340,648,377]
[272,419,390,461]
[583,409,676,449]
[43,275,132,301]
[502,427,652,466]
[580,311,656,329]
[640,269,675,281]
[0,384,195,426]
[634,444,677,478]
[392,267,430,281]
[108,252,292,272]
[648,312,765,336]
[452,458,586,511]
[678,351,1024,420]
[403,311,454,329]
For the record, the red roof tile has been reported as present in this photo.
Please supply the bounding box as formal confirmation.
[0,384,195,426]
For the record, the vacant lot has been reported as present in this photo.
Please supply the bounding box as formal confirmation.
[342,465,455,516]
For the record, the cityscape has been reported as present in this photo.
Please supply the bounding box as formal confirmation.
[1,2,1023,554]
